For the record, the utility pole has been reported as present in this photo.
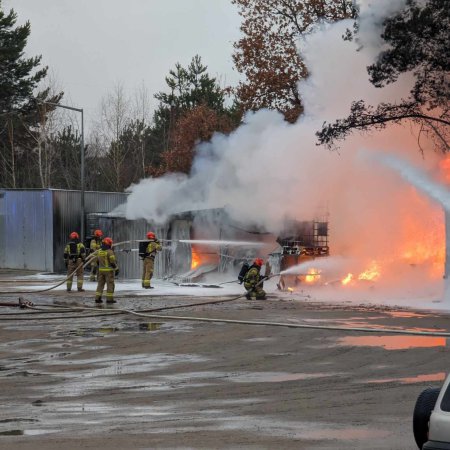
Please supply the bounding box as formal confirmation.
[38,101,86,242]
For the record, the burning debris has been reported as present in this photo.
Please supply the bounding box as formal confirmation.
[275,219,329,291]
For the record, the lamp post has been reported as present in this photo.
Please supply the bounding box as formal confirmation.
[39,102,86,242]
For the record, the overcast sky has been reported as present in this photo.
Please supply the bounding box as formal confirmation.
[5,0,242,126]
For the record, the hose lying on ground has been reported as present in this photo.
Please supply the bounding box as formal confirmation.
[0,240,133,295]
[1,275,449,337]
[0,300,447,337]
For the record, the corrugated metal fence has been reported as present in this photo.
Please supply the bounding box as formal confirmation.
[0,189,127,272]
[0,190,53,271]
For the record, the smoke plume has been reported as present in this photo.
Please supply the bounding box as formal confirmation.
[125,0,448,299]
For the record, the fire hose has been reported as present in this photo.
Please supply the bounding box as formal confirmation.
[0,272,280,316]
[1,296,450,338]
[1,270,449,338]
[0,240,133,296]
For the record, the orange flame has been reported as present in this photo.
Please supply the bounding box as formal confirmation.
[341,273,353,285]
[305,268,321,283]
[358,261,381,281]
[191,249,201,270]
[439,156,450,184]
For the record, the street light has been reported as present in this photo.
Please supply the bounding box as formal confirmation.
[38,101,86,242]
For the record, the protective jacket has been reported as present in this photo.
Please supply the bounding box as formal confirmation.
[243,265,261,288]
[64,240,86,262]
[97,244,118,272]
[90,237,102,253]
[145,240,162,259]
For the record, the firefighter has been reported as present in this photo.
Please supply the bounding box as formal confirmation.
[89,229,103,281]
[64,231,86,292]
[142,231,162,289]
[95,237,118,304]
[243,258,267,300]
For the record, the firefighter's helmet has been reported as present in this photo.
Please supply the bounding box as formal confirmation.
[147,231,156,240]
[94,229,103,238]
[69,232,79,240]
[103,237,113,247]
[254,258,264,267]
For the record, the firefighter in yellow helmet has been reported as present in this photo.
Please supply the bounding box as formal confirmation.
[243,258,267,300]
[64,232,86,292]
[142,231,162,289]
[89,229,103,281]
[95,237,118,304]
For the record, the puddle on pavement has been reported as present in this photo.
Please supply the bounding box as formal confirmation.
[245,337,275,342]
[337,335,447,350]
[367,372,446,384]
[0,418,38,424]
[386,310,430,319]
[229,372,340,383]
[24,353,210,397]
[0,429,56,436]
[54,322,163,338]
[145,415,390,441]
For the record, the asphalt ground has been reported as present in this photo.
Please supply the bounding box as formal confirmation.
[0,273,448,449]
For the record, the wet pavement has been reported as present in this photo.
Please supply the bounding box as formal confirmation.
[0,288,449,449]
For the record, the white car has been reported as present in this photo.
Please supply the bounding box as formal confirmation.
[413,373,450,449]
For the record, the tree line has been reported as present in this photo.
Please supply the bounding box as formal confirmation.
[1,0,447,192]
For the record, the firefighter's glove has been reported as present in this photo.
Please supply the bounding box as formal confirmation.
[115,269,119,277]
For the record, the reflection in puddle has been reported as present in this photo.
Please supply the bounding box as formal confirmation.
[387,311,430,319]
[0,429,56,436]
[245,337,275,343]
[229,372,340,383]
[146,415,390,441]
[337,335,447,350]
[54,322,163,338]
[368,372,446,384]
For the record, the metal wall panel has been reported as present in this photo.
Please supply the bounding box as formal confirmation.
[0,190,53,271]
[52,190,128,272]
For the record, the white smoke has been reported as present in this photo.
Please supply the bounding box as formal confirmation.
[125,0,447,297]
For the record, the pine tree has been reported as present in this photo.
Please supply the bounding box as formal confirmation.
[0,1,62,187]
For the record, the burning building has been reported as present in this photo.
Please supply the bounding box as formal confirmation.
[276,218,329,290]
[90,208,276,281]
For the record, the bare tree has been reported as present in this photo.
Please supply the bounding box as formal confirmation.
[94,83,132,191]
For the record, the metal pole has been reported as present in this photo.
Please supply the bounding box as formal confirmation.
[80,109,85,243]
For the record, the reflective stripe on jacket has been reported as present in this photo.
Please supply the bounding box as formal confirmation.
[97,249,117,272]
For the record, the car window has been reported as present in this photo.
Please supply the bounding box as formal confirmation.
[441,383,450,412]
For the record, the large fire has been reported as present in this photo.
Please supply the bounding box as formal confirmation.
[337,175,446,287]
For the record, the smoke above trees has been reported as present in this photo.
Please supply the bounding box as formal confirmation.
[125,0,448,295]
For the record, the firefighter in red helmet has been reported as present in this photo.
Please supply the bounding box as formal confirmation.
[243,258,267,300]
[64,231,86,292]
[142,231,162,289]
[89,229,103,281]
